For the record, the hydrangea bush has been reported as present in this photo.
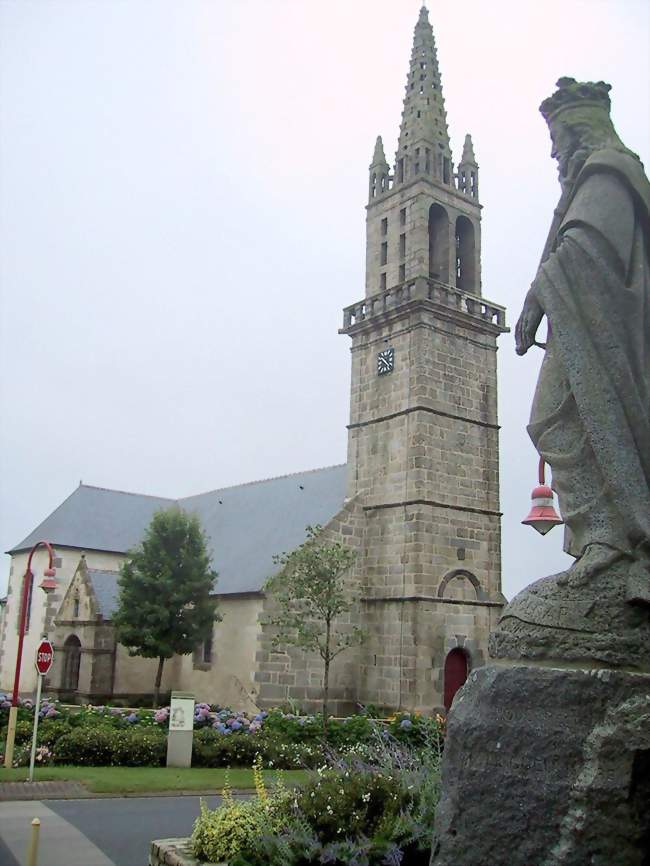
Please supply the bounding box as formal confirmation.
[1,692,446,775]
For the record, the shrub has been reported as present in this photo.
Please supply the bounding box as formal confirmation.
[192,727,262,768]
[53,726,117,765]
[13,719,33,745]
[191,798,269,863]
[191,763,292,864]
[53,725,167,766]
[111,728,166,767]
[296,768,411,844]
[37,719,72,748]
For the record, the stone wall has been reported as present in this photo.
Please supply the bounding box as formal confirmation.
[254,497,366,716]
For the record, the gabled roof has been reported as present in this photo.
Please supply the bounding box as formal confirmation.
[11,486,174,556]
[87,569,120,619]
[9,465,348,595]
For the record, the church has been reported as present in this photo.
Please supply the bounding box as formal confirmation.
[0,6,507,715]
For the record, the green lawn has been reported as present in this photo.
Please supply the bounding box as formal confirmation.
[0,765,308,793]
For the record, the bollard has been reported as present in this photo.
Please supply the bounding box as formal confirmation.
[26,817,40,866]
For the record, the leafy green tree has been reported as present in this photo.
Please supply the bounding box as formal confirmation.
[265,525,364,734]
[113,507,220,706]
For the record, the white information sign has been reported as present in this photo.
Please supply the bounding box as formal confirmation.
[169,696,194,732]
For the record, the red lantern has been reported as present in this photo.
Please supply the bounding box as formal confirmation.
[522,458,563,535]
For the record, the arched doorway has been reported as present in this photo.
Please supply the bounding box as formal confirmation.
[443,648,468,712]
[62,635,81,692]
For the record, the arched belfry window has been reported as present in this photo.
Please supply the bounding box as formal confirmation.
[428,204,449,283]
[455,216,476,293]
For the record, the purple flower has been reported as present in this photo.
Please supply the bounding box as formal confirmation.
[126,713,138,723]
[154,709,168,723]
[399,719,412,730]
[230,720,242,731]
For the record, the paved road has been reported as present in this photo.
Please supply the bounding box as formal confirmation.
[0,795,223,866]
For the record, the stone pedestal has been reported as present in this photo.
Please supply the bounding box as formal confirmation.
[432,664,650,866]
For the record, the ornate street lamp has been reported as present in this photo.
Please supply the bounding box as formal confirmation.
[3,540,57,769]
[522,458,563,535]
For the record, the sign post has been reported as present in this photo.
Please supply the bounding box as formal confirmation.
[28,638,53,782]
[166,691,195,768]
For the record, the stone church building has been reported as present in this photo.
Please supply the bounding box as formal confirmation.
[0,7,507,715]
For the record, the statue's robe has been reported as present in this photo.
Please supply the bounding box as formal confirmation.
[528,148,650,560]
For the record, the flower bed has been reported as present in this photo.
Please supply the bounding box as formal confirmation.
[0,693,444,773]
[185,727,442,866]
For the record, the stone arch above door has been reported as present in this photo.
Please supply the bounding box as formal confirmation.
[437,569,487,601]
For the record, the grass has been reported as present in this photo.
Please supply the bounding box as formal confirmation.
[0,765,309,793]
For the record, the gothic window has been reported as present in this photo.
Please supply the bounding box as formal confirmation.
[399,263,406,282]
[455,216,476,293]
[400,207,407,226]
[400,233,406,258]
[381,217,388,236]
[73,595,80,618]
[428,204,449,283]
[443,157,451,185]
[380,272,387,291]
[380,242,388,266]
[62,635,82,692]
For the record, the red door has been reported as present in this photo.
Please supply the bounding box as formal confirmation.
[443,648,468,712]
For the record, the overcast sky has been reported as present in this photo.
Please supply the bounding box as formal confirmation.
[1,0,648,600]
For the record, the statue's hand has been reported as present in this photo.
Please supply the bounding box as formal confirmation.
[515,292,544,356]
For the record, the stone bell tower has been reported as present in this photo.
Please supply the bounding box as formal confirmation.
[341,5,508,712]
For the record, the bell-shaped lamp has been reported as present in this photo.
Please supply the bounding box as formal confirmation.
[522,458,562,535]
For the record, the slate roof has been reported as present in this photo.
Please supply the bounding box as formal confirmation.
[87,569,121,619]
[9,465,348,596]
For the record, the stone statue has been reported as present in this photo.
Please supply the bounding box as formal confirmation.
[492,79,650,666]
[432,80,650,866]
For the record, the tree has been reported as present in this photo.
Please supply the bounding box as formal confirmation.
[265,525,364,735]
[113,507,220,706]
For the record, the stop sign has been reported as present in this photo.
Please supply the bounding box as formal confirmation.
[35,639,54,676]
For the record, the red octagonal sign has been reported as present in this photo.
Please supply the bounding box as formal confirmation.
[35,639,54,676]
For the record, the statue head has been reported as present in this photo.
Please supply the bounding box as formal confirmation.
[540,78,624,186]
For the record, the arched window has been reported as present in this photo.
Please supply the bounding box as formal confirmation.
[443,647,469,712]
[455,216,476,293]
[73,594,80,619]
[428,204,449,283]
[62,635,82,692]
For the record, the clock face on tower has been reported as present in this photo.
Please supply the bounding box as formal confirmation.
[377,347,395,376]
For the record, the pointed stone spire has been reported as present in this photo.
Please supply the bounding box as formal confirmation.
[461,133,476,164]
[394,5,452,186]
[458,133,479,199]
[369,135,391,202]
[372,135,388,165]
